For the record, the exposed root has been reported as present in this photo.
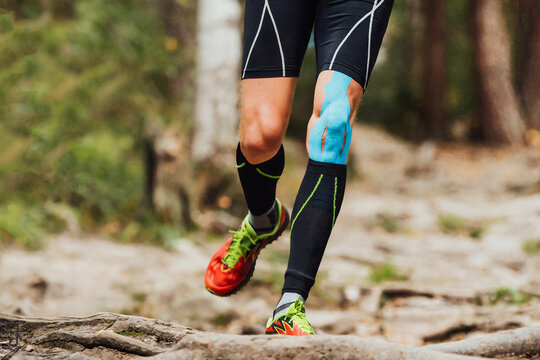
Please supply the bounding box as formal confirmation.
[108,315,194,344]
[424,321,523,343]
[154,332,487,360]
[0,313,193,358]
[425,325,540,358]
[33,329,163,356]
[424,324,480,343]
[2,312,540,359]
[381,287,436,300]
[1,345,22,360]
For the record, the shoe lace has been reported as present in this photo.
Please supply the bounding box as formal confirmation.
[286,300,314,334]
[222,220,258,269]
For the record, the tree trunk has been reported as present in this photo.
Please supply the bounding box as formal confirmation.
[193,0,241,161]
[516,0,540,129]
[3,313,540,359]
[143,1,197,228]
[192,0,242,214]
[145,0,243,226]
[145,124,194,227]
[472,0,526,144]
[422,0,447,139]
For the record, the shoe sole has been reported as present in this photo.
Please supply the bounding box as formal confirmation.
[208,208,290,297]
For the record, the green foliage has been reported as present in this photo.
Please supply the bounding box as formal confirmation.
[0,201,66,249]
[488,287,531,305]
[376,213,404,233]
[310,270,335,305]
[0,12,13,32]
[357,1,422,139]
[55,132,142,224]
[121,290,150,316]
[252,270,284,293]
[131,292,148,303]
[438,213,465,232]
[369,261,409,284]
[289,45,317,139]
[438,213,485,239]
[264,248,290,265]
[210,312,236,328]
[445,0,477,136]
[522,239,540,255]
[0,0,194,248]
[117,331,143,337]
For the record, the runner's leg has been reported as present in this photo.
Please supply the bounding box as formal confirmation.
[278,0,394,312]
[237,78,294,222]
[238,0,315,220]
[205,0,315,297]
[280,71,362,301]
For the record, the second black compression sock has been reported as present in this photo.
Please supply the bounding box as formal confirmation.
[236,143,284,219]
[282,159,346,299]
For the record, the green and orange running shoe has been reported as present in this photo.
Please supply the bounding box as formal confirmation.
[205,199,289,297]
[265,299,315,336]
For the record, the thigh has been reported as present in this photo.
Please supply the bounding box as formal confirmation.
[242,0,315,79]
[314,0,394,90]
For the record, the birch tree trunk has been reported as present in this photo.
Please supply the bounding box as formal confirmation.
[472,0,526,144]
[192,0,242,212]
[193,0,241,161]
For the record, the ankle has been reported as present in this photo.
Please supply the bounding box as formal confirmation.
[273,292,305,319]
[248,199,279,233]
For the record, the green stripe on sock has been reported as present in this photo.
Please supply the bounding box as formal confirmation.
[332,176,337,228]
[256,167,281,179]
[236,162,246,168]
[291,174,324,231]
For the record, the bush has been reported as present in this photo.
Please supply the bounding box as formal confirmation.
[0,0,194,248]
[55,131,142,225]
[0,201,66,249]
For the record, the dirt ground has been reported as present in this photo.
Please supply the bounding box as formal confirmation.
[1,125,540,346]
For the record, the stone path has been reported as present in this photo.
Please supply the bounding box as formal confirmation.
[1,126,539,346]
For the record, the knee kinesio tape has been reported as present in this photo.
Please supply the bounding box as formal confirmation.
[308,71,352,165]
[236,143,284,216]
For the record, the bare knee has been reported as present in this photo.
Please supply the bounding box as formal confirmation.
[240,131,282,163]
[240,106,287,164]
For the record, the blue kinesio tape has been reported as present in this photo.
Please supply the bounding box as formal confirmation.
[308,72,352,165]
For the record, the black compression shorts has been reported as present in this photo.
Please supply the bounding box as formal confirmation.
[241,0,394,90]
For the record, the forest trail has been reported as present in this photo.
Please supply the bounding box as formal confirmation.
[1,125,540,349]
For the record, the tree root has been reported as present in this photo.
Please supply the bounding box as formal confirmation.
[32,329,163,356]
[0,312,194,358]
[1,312,539,359]
[153,332,487,360]
[425,325,540,358]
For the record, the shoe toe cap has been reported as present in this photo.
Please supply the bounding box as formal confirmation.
[205,253,243,295]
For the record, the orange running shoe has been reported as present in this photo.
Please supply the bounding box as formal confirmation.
[205,199,289,297]
[265,299,315,336]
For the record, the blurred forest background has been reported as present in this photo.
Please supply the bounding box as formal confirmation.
[0,0,539,249]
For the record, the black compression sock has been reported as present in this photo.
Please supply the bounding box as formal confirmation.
[283,159,346,300]
[236,143,284,216]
